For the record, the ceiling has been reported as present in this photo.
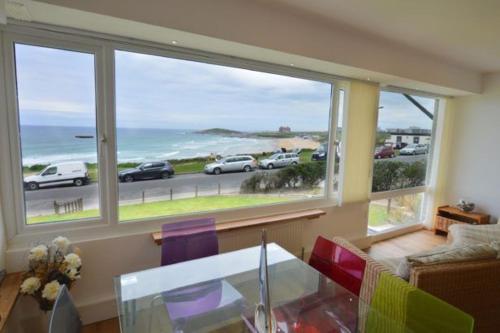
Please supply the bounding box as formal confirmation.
[274,0,500,73]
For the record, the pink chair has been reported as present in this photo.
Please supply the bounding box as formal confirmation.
[309,236,367,296]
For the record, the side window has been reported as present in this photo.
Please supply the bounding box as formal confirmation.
[153,162,164,168]
[226,158,235,163]
[143,163,153,169]
[42,167,57,176]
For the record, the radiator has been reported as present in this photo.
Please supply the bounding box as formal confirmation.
[217,220,305,259]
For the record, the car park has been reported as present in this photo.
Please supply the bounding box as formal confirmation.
[24,161,90,190]
[204,155,257,175]
[119,161,175,182]
[399,144,428,155]
[259,153,299,169]
[374,146,396,159]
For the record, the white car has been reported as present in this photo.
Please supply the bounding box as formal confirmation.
[24,161,90,190]
[400,144,428,155]
[259,153,299,169]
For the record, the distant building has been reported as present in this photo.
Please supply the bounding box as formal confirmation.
[279,126,291,133]
[385,127,431,148]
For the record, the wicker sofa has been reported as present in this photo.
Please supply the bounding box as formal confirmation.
[332,234,500,333]
[409,257,500,333]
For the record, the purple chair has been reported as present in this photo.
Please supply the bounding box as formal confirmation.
[159,218,243,331]
[161,217,219,266]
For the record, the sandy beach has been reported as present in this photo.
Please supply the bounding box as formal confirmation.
[278,137,321,150]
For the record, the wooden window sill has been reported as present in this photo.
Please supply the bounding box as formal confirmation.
[152,209,326,246]
[0,272,23,331]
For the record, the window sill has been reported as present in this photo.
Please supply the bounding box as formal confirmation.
[151,208,326,245]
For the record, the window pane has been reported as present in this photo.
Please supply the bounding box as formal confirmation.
[369,193,425,233]
[115,50,332,221]
[371,92,435,193]
[369,91,436,232]
[15,44,100,224]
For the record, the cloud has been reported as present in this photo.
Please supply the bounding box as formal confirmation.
[19,99,93,114]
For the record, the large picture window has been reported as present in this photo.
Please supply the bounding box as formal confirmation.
[13,43,100,225]
[115,50,334,221]
[369,91,437,233]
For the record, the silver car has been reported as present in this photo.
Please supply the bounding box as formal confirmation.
[204,155,257,175]
[400,143,428,155]
[259,153,299,169]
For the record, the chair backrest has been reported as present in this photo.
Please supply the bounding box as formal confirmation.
[48,285,82,333]
[367,272,474,333]
[161,217,219,266]
[309,236,366,296]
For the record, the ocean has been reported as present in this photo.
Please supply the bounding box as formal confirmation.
[20,125,279,166]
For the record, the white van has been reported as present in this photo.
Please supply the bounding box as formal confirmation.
[24,161,90,190]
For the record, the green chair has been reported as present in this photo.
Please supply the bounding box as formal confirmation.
[366,272,474,333]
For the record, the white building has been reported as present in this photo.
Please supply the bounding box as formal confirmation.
[386,128,432,148]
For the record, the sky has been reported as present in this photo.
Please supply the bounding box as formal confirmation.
[15,44,435,132]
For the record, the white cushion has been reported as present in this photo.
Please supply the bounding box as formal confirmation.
[448,223,500,246]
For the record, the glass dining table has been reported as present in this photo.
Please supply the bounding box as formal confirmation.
[114,243,370,333]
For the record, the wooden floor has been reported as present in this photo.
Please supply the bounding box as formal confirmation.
[366,229,447,261]
[82,230,446,333]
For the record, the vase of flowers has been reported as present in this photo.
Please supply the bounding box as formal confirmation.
[19,236,82,311]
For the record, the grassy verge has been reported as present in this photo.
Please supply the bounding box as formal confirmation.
[27,195,291,224]
[368,204,389,227]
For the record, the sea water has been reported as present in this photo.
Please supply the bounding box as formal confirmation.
[20,125,278,166]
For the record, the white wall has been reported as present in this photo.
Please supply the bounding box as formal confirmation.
[444,73,500,222]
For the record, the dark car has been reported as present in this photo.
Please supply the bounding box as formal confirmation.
[119,161,175,182]
[311,144,327,161]
[374,146,395,159]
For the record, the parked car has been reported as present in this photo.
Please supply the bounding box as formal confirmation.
[24,161,90,190]
[400,144,428,155]
[119,161,175,182]
[259,153,299,169]
[204,155,257,175]
[374,146,396,159]
[311,144,327,161]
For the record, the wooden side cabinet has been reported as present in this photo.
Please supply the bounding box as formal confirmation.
[434,205,490,235]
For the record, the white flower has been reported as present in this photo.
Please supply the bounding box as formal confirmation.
[52,236,71,252]
[66,268,80,280]
[64,253,81,269]
[42,280,61,301]
[28,245,48,261]
[20,277,41,295]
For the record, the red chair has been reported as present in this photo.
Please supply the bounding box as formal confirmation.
[309,236,366,296]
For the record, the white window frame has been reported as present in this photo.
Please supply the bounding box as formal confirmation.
[0,22,348,241]
[368,88,441,231]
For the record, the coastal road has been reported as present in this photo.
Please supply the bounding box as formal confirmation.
[25,154,427,216]
[25,169,278,216]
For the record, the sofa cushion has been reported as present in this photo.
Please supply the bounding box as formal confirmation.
[396,243,498,280]
[448,223,500,246]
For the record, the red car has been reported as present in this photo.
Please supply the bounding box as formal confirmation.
[374,146,395,159]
